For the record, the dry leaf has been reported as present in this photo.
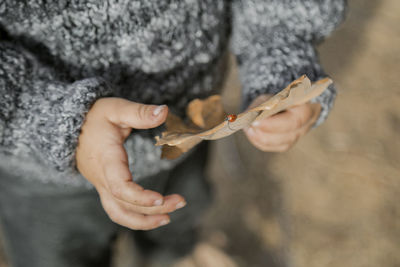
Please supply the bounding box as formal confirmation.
[186,95,226,129]
[155,75,332,159]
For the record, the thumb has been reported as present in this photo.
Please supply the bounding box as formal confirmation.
[106,98,168,129]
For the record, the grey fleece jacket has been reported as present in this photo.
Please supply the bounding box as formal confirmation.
[0,0,346,187]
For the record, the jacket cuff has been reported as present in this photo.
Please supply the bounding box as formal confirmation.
[310,83,337,127]
[236,40,336,127]
[39,78,113,171]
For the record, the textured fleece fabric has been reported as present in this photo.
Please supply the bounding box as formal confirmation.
[0,0,347,187]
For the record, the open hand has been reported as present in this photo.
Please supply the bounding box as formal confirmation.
[76,98,186,230]
[244,94,321,152]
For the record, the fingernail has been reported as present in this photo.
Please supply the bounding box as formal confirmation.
[154,199,163,206]
[159,219,170,226]
[153,105,166,117]
[252,120,260,127]
[175,201,186,209]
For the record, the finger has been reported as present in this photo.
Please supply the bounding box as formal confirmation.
[105,98,168,129]
[245,132,291,152]
[118,194,186,216]
[245,114,315,152]
[245,127,299,147]
[252,104,314,133]
[102,148,164,207]
[100,191,171,230]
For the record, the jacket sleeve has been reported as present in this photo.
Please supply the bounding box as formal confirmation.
[231,0,347,126]
[0,40,113,172]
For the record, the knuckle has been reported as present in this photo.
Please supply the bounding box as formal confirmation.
[137,104,150,122]
[304,104,313,117]
[294,116,303,129]
[156,206,172,215]
[109,184,123,199]
[144,208,160,216]
[106,209,120,224]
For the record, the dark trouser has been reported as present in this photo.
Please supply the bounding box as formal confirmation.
[0,143,211,267]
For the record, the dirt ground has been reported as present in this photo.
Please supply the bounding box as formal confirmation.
[1,0,399,266]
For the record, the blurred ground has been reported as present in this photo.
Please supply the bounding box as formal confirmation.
[1,0,399,266]
[202,0,400,266]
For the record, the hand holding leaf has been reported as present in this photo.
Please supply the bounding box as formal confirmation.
[155,75,332,159]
